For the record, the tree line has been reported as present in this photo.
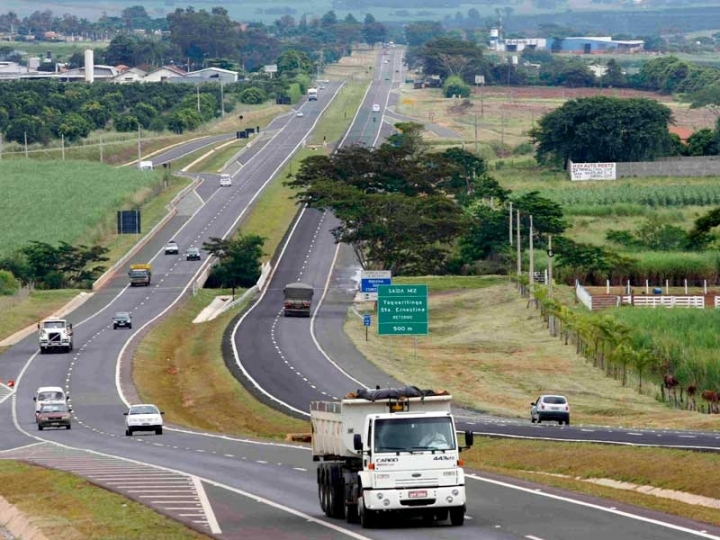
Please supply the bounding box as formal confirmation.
[0,241,109,291]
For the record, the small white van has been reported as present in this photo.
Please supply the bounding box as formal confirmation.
[34,386,68,415]
[220,174,232,187]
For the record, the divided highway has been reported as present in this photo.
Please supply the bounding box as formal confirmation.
[0,47,718,540]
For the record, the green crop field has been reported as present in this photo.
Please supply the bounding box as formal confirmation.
[0,160,163,257]
[519,181,720,210]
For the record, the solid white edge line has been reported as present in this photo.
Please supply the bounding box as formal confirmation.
[467,430,720,452]
[191,475,222,534]
[309,241,369,389]
[466,473,720,539]
[0,441,44,454]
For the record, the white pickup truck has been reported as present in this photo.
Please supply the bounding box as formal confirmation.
[311,386,473,528]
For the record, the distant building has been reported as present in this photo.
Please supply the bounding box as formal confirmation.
[142,65,188,82]
[500,38,548,53]
[552,37,644,54]
[54,65,118,81]
[112,66,148,83]
[180,67,238,84]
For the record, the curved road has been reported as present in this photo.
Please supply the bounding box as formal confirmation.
[0,48,717,540]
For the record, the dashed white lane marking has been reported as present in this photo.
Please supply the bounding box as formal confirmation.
[526,535,545,540]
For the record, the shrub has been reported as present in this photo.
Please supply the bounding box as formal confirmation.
[240,87,268,105]
[443,75,470,99]
[0,270,19,295]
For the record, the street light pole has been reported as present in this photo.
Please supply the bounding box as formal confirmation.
[547,234,556,335]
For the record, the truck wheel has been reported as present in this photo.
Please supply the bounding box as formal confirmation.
[329,465,345,519]
[435,509,448,522]
[359,495,377,529]
[66,424,71,430]
[38,425,43,431]
[449,507,465,526]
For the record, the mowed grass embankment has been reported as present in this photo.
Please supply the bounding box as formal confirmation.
[0,289,80,341]
[131,50,377,436]
[0,460,209,540]
[346,279,720,431]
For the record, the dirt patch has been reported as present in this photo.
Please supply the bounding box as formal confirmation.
[395,85,716,148]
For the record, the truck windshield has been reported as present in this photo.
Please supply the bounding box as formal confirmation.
[129,271,147,277]
[374,417,455,453]
[43,322,64,329]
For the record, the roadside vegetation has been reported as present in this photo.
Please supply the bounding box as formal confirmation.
[0,460,209,539]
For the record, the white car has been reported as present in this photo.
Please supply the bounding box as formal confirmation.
[220,174,232,187]
[164,240,179,255]
[124,404,164,436]
[372,104,381,113]
[531,395,570,425]
[34,386,68,416]
[296,111,304,117]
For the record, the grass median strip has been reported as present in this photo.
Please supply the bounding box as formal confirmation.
[0,460,209,540]
[133,289,308,438]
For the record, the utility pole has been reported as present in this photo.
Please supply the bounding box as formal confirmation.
[137,125,141,163]
[516,210,521,276]
[547,234,556,335]
[474,113,478,155]
[528,215,535,291]
[508,201,513,246]
[196,85,200,113]
[220,81,225,117]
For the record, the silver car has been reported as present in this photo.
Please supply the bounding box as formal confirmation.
[531,395,570,425]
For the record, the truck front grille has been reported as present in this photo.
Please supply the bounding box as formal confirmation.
[49,332,61,342]
[394,478,439,488]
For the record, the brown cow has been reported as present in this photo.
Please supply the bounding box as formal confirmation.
[700,390,719,414]
[663,374,681,406]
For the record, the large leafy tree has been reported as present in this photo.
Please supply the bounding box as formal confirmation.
[414,36,485,83]
[286,123,483,273]
[203,234,265,289]
[530,96,674,168]
[167,7,239,63]
[361,14,386,48]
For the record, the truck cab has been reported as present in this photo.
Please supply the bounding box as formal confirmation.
[356,410,468,525]
[38,319,73,354]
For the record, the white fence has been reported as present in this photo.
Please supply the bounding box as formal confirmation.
[621,295,705,309]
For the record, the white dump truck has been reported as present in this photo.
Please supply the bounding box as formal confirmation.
[38,318,74,354]
[311,386,473,528]
[308,87,318,101]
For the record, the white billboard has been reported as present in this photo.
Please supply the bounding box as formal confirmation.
[570,162,617,181]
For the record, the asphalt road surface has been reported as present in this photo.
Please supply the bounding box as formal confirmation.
[1,48,719,540]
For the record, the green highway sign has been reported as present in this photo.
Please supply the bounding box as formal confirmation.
[377,284,428,336]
